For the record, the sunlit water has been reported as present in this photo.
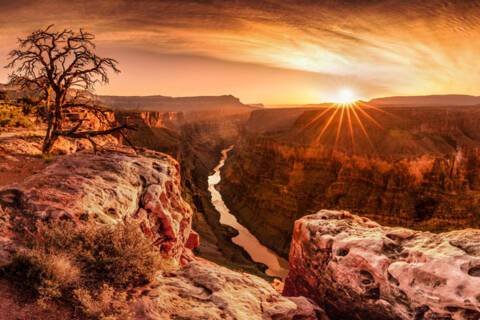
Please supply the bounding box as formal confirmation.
[208,146,289,278]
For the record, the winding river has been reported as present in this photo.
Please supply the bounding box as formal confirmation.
[208,146,289,278]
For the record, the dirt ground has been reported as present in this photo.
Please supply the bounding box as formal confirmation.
[0,279,74,320]
[0,130,47,187]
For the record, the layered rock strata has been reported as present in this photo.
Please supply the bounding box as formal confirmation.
[220,106,480,257]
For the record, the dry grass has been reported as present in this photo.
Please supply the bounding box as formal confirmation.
[0,105,33,128]
[2,220,164,319]
[7,250,80,302]
[33,221,164,288]
[74,284,133,320]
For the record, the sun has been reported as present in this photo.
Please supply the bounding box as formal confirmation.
[331,88,358,105]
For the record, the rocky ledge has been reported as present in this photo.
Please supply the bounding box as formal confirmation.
[135,259,326,320]
[0,147,322,319]
[284,210,480,320]
[0,148,197,267]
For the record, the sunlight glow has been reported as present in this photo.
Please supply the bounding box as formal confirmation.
[331,88,358,105]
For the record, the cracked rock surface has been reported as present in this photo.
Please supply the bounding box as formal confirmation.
[135,260,328,320]
[0,148,195,266]
[284,210,480,320]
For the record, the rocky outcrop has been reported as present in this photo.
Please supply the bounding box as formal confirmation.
[284,210,480,320]
[136,260,327,320]
[220,106,480,257]
[0,148,196,266]
[0,141,325,319]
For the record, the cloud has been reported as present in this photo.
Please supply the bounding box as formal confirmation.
[1,0,479,102]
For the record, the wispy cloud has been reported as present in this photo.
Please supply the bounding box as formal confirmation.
[1,0,479,102]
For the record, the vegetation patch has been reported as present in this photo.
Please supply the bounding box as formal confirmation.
[0,105,33,128]
[2,220,164,319]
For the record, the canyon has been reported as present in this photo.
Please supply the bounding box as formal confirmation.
[0,136,321,319]
[220,105,480,257]
[2,87,480,319]
[112,98,271,276]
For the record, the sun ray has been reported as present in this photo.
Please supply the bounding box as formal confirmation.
[346,107,355,152]
[359,101,404,123]
[315,106,340,143]
[334,106,345,149]
[357,101,389,114]
[299,107,333,132]
[350,105,375,151]
[355,104,384,129]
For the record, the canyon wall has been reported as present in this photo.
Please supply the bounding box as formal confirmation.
[220,106,480,257]
[115,108,269,275]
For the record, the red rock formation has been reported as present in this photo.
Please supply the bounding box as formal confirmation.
[284,210,480,320]
[0,148,196,265]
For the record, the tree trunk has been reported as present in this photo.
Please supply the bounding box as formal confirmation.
[42,134,57,154]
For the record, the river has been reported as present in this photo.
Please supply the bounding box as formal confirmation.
[208,146,289,278]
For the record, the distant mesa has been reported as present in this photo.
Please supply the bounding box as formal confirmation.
[0,83,259,115]
[369,94,480,107]
[98,94,257,113]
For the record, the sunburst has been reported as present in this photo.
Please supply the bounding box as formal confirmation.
[298,100,392,153]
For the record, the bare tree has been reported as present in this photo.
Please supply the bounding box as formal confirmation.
[6,25,132,154]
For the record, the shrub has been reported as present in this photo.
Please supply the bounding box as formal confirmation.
[33,221,164,289]
[73,284,133,320]
[78,223,164,288]
[6,249,80,301]
[0,105,33,128]
[4,220,164,319]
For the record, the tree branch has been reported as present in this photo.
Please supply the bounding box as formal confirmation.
[56,124,136,139]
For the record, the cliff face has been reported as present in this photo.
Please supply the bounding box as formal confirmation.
[284,210,480,320]
[220,106,480,257]
[116,108,269,275]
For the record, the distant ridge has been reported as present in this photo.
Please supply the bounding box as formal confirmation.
[0,83,258,113]
[369,94,480,106]
[98,94,255,112]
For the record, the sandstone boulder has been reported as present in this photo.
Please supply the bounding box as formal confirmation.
[135,260,328,320]
[0,149,195,266]
[284,210,480,320]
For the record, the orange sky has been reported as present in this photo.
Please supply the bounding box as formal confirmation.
[0,0,479,104]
